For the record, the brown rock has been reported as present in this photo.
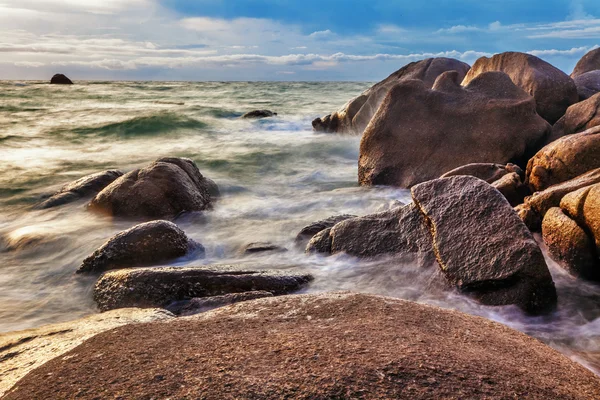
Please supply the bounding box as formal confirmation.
[551,93,600,142]
[492,171,529,206]
[5,293,600,400]
[527,126,600,192]
[571,47,600,77]
[542,207,599,280]
[462,52,578,123]
[312,57,470,134]
[574,70,600,101]
[359,71,550,188]
[77,220,203,274]
[515,203,542,231]
[440,162,523,183]
[580,184,600,251]
[560,186,593,223]
[93,265,313,311]
[411,176,556,314]
[305,227,333,254]
[88,157,217,219]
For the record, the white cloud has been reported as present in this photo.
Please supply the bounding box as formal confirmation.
[309,30,333,39]
[436,25,482,34]
[527,45,599,57]
[377,24,406,34]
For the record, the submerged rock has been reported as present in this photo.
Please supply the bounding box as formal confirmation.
[411,176,557,314]
[571,47,600,77]
[312,57,470,134]
[574,70,600,101]
[166,291,274,316]
[7,293,600,400]
[242,242,287,255]
[36,170,123,209]
[359,71,550,188]
[93,265,313,311]
[77,220,203,274]
[88,157,218,219]
[527,126,600,192]
[551,92,600,142]
[50,74,73,84]
[462,52,578,123]
[294,214,357,247]
[241,110,277,119]
[0,307,172,397]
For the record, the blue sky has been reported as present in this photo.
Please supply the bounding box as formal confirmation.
[1,0,599,81]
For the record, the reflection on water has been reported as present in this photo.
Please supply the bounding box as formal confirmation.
[0,80,599,375]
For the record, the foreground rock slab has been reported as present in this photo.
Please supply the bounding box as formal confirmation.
[88,157,218,219]
[412,176,557,314]
[94,265,313,311]
[5,293,600,399]
[78,220,203,274]
[0,308,172,397]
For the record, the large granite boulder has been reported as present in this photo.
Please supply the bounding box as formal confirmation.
[77,220,203,274]
[50,74,73,84]
[573,70,600,101]
[359,71,551,188]
[462,52,578,124]
[526,126,600,192]
[94,265,313,311]
[411,176,557,314]
[551,93,600,142]
[571,47,600,77]
[312,57,470,134]
[88,157,218,219]
[6,293,600,400]
[36,170,123,209]
[0,308,172,397]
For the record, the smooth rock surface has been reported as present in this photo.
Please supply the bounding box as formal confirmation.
[572,47,600,77]
[359,71,551,187]
[88,157,217,219]
[551,93,600,142]
[50,74,73,84]
[93,265,313,311]
[5,293,600,399]
[241,110,277,119]
[574,70,600,101]
[78,220,202,274]
[462,52,578,123]
[411,176,557,314]
[242,242,287,255]
[312,57,470,134]
[0,308,172,397]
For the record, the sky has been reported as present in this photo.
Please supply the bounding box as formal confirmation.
[1,0,600,81]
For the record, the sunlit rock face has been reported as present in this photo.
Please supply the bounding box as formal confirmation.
[312,57,470,134]
[551,93,600,142]
[571,47,600,78]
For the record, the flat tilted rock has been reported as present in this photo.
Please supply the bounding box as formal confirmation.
[36,170,123,209]
[93,265,313,311]
[88,157,218,219]
[5,293,600,400]
[462,51,578,124]
[0,308,172,397]
[411,176,557,314]
[359,71,550,187]
[551,92,600,142]
[313,57,470,134]
[77,220,203,274]
[50,73,73,84]
[572,47,600,77]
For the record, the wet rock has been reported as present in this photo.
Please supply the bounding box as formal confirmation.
[294,214,356,247]
[36,170,123,209]
[313,57,470,134]
[551,92,600,142]
[440,162,523,183]
[527,126,600,192]
[411,176,557,314]
[492,172,529,206]
[93,265,313,311]
[166,291,274,316]
[77,220,202,274]
[7,293,600,400]
[88,157,217,219]
[542,207,599,281]
[241,110,277,119]
[574,70,600,101]
[515,203,542,231]
[359,71,551,188]
[242,242,287,255]
[305,227,333,254]
[571,47,600,77]
[50,74,73,84]
[0,308,172,397]
[462,52,578,123]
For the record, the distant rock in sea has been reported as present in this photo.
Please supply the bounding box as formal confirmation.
[241,110,277,119]
[50,74,73,84]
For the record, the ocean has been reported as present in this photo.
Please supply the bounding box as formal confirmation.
[0,80,599,374]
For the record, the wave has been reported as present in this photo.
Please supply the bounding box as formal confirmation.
[64,112,207,138]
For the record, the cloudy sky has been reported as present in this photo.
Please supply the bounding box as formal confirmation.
[1,0,600,81]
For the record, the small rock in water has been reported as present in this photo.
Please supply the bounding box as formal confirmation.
[441,162,522,183]
[77,220,203,274]
[241,110,277,119]
[294,214,357,247]
[50,74,73,84]
[242,242,287,255]
[166,291,274,316]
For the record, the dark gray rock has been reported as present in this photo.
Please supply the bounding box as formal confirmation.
[37,170,123,209]
[50,74,73,84]
[166,291,274,316]
[93,265,313,311]
[241,110,277,119]
[242,242,287,255]
[295,214,357,247]
[78,220,202,274]
[574,71,600,101]
[411,176,557,314]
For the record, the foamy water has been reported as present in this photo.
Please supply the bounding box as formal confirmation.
[0,80,599,374]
